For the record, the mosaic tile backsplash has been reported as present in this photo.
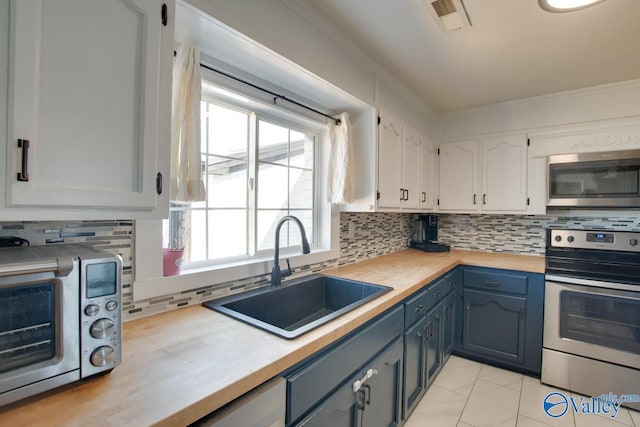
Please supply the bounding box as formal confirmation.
[2,212,639,321]
[437,213,640,255]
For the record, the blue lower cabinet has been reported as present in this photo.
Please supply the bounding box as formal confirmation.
[457,266,544,374]
[442,291,457,357]
[425,303,442,383]
[294,337,404,427]
[402,317,427,417]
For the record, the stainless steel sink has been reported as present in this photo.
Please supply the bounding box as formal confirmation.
[202,274,392,339]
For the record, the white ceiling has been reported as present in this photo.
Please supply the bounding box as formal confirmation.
[304,0,640,112]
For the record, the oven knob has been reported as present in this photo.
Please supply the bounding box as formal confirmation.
[630,239,638,247]
[90,318,115,339]
[554,235,562,242]
[567,236,574,243]
[90,346,115,367]
[105,300,118,312]
[84,304,100,316]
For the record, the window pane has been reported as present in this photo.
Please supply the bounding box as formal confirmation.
[258,121,288,165]
[187,210,207,263]
[257,210,287,251]
[207,104,248,160]
[258,163,288,209]
[289,210,314,246]
[208,210,247,259]
[289,169,314,209]
[290,131,314,169]
[207,155,248,208]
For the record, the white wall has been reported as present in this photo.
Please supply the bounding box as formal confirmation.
[183,0,435,138]
[438,79,640,141]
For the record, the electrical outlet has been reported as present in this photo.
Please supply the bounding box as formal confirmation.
[348,222,355,239]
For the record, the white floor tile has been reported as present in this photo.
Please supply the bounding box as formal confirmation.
[433,356,482,397]
[458,423,474,427]
[629,408,640,427]
[518,377,575,427]
[460,379,520,427]
[404,384,467,427]
[517,415,555,427]
[569,392,635,426]
[478,364,524,391]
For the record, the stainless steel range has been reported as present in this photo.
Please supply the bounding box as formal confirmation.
[543,229,640,410]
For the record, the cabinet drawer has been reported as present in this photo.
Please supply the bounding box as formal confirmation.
[442,271,458,295]
[286,305,404,424]
[427,279,446,308]
[463,269,528,295]
[404,289,429,326]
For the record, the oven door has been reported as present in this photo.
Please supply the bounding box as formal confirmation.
[544,279,640,370]
[0,265,80,404]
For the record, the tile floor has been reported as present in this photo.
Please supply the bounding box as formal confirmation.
[405,355,640,427]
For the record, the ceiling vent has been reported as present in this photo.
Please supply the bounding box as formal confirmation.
[426,0,472,32]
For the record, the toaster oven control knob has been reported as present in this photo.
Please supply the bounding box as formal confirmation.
[90,346,115,367]
[105,300,118,312]
[90,318,115,339]
[630,239,638,247]
[84,304,100,316]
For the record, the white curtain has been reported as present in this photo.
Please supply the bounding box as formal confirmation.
[171,42,206,202]
[326,112,354,204]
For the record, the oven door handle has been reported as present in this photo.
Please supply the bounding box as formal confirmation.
[0,258,74,278]
[545,274,640,293]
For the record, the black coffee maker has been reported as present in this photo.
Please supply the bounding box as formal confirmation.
[410,214,450,252]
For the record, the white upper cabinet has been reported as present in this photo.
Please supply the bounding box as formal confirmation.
[438,140,479,211]
[5,0,173,218]
[401,125,422,210]
[376,111,434,212]
[419,136,436,210]
[438,134,528,213]
[377,111,404,209]
[481,135,528,211]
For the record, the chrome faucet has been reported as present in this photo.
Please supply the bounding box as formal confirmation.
[272,215,311,287]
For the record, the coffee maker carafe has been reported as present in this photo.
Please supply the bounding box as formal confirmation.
[410,214,450,252]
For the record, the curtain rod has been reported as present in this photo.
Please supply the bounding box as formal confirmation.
[176,51,341,125]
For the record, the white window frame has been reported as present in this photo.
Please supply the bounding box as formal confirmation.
[133,85,340,301]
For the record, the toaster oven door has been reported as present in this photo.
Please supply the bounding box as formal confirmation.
[0,267,80,406]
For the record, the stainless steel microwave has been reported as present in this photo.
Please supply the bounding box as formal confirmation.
[0,244,122,407]
[547,149,640,208]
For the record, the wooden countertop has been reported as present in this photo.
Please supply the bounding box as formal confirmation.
[0,249,543,426]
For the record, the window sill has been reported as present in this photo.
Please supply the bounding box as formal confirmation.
[133,247,340,301]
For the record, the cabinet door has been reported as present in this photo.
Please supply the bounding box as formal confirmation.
[481,135,528,211]
[462,289,526,365]
[438,140,479,211]
[442,291,456,357]
[361,338,404,427]
[401,126,421,209]
[419,136,435,210]
[377,112,403,209]
[7,0,172,211]
[402,318,427,419]
[295,379,360,427]
[425,304,442,384]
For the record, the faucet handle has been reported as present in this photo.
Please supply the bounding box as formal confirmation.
[284,259,292,277]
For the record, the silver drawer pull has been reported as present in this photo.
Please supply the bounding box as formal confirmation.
[352,368,378,392]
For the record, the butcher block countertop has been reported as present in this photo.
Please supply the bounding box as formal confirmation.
[0,249,544,426]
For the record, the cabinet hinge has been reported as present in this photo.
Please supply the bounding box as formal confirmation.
[527,138,530,147]
[527,197,530,206]
[437,198,440,206]
[437,148,440,155]
[377,116,381,125]
[156,172,163,195]
[376,191,380,200]
[161,4,168,26]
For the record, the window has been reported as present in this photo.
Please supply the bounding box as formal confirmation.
[164,83,319,266]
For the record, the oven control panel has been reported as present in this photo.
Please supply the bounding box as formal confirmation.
[550,229,640,252]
